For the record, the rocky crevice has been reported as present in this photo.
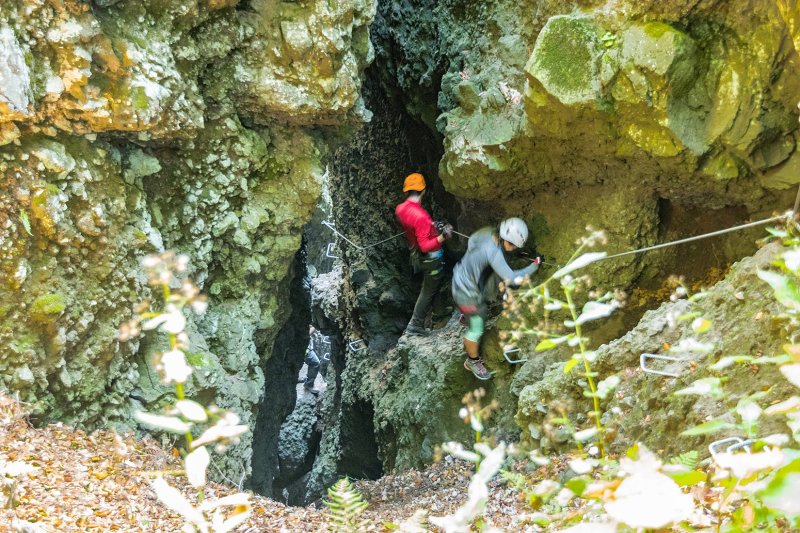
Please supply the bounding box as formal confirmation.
[0,0,376,484]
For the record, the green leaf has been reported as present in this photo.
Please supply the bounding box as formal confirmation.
[668,469,707,487]
[681,419,736,436]
[535,339,557,351]
[566,477,588,496]
[757,269,800,310]
[766,227,789,238]
[626,443,640,459]
[752,355,792,365]
[19,211,31,236]
[563,357,580,373]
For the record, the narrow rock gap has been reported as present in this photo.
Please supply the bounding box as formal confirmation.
[248,245,310,500]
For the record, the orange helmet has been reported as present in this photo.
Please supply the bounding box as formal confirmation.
[403,173,426,192]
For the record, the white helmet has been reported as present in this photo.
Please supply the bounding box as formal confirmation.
[499,217,528,248]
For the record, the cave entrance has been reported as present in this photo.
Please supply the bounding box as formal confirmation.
[338,399,384,481]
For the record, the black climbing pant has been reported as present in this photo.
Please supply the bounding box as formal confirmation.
[409,250,444,328]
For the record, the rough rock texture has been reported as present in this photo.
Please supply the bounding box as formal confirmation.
[305,0,800,491]
[375,0,800,295]
[0,0,374,483]
[515,242,797,456]
[273,393,321,504]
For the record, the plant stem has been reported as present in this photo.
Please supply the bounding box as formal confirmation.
[565,287,605,458]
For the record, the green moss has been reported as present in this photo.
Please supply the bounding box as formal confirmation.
[8,334,38,354]
[131,86,148,111]
[643,21,673,39]
[31,293,66,316]
[528,16,599,101]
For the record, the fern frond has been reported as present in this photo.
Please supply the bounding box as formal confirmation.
[669,450,699,470]
[325,477,370,532]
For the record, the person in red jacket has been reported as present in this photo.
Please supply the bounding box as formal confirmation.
[395,173,452,336]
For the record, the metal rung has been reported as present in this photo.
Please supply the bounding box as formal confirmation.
[322,336,331,344]
[726,439,754,454]
[503,348,528,364]
[348,339,366,352]
[709,437,745,457]
[640,353,682,377]
[326,243,339,259]
[322,352,331,362]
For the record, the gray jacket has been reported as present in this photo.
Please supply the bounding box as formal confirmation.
[452,227,538,304]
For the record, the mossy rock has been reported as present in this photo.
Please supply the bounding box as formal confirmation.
[525,15,602,106]
[30,293,66,318]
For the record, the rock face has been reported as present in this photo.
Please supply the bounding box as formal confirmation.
[0,0,374,484]
[305,0,800,496]
[376,0,800,293]
[515,243,797,456]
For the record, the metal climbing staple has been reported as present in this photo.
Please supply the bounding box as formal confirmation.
[708,436,752,457]
[348,339,367,352]
[326,242,339,259]
[639,353,682,378]
[322,352,331,362]
[503,347,528,365]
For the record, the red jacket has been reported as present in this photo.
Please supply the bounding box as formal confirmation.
[395,199,441,253]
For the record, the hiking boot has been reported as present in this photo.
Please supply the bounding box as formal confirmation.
[464,357,492,380]
[304,384,320,396]
[405,323,429,337]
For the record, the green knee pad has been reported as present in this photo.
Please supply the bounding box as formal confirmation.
[464,315,484,343]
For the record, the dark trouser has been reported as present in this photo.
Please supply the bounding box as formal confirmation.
[304,350,320,387]
[409,251,444,328]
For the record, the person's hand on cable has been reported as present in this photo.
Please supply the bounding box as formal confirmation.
[434,220,453,240]
[443,223,454,240]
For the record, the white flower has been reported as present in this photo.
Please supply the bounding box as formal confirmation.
[175,400,207,422]
[532,479,559,497]
[135,411,192,434]
[141,255,161,268]
[429,443,505,532]
[203,493,252,533]
[160,349,192,384]
[764,396,800,415]
[152,476,208,531]
[569,458,598,475]
[761,433,790,446]
[781,364,800,389]
[141,305,186,334]
[442,442,480,463]
[185,446,209,488]
[736,401,762,423]
[605,469,693,528]
[714,448,784,479]
[191,415,248,449]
